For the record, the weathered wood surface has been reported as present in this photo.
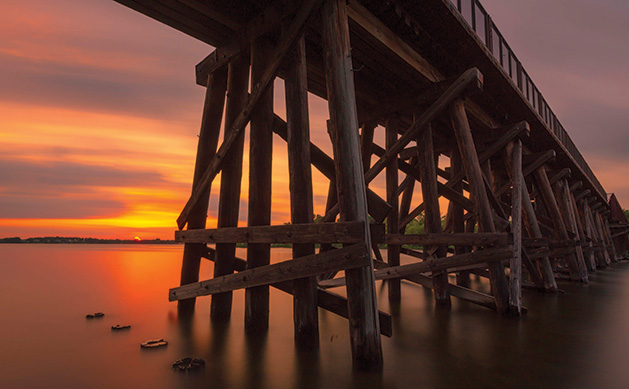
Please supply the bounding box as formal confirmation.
[245,35,275,333]
[321,0,382,370]
[385,115,401,301]
[179,66,228,312]
[177,0,323,230]
[450,99,510,313]
[418,124,450,305]
[534,166,586,282]
[285,32,318,346]
[509,139,523,314]
[202,247,392,337]
[364,68,483,184]
[211,55,249,320]
[177,222,379,244]
[171,244,370,301]
[385,232,509,246]
[272,115,392,223]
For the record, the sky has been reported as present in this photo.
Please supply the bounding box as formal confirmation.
[1,0,628,239]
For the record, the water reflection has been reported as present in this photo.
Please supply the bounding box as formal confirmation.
[2,245,629,388]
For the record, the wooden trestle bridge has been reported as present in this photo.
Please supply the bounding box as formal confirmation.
[115,0,629,370]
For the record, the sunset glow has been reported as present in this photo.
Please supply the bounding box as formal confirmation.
[1,0,628,240]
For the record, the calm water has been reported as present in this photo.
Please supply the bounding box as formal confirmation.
[1,244,629,388]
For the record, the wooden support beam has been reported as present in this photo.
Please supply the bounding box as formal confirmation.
[568,184,595,272]
[555,179,589,280]
[509,139,523,314]
[533,166,586,282]
[245,35,275,333]
[450,146,471,287]
[575,189,591,203]
[418,124,450,306]
[211,55,249,320]
[194,5,287,85]
[177,221,377,244]
[179,67,228,312]
[364,68,483,184]
[177,0,323,230]
[385,232,509,246]
[385,115,401,301]
[321,0,382,370]
[272,115,392,223]
[398,158,416,228]
[450,100,510,313]
[378,246,513,281]
[201,246,392,337]
[170,244,369,301]
[284,32,318,346]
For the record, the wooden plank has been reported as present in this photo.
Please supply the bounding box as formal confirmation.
[509,139,523,314]
[285,32,319,347]
[245,35,275,333]
[202,246,392,337]
[176,221,367,244]
[377,246,513,281]
[177,0,324,230]
[556,179,589,280]
[574,189,591,203]
[418,124,450,306]
[385,232,509,246]
[321,0,382,370]
[450,99,510,314]
[385,115,401,301]
[211,55,249,320]
[179,66,228,312]
[170,244,369,301]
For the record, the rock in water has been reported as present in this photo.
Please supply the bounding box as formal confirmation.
[86,314,94,319]
[86,312,104,319]
[111,324,131,331]
[94,312,104,318]
[141,338,168,348]
[172,357,205,372]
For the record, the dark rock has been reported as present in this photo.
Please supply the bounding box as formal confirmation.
[94,312,105,318]
[111,324,131,330]
[172,357,205,372]
[86,314,94,319]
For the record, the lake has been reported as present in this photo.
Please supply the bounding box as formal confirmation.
[1,244,629,388]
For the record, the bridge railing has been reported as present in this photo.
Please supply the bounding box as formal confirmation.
[450,0,606,198]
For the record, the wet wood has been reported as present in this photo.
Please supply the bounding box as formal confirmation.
[555,179,589,281]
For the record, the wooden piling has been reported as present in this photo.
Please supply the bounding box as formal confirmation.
[321,0,382,371]
[179,67,228,313]
[509,139,523,314]
[285,33,319,347]
[418,124,450,306]
[211,54,250,321]
[450,99,510,313]
[386,115,401,302]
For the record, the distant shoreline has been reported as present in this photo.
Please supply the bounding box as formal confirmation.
[0,237,178,244]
